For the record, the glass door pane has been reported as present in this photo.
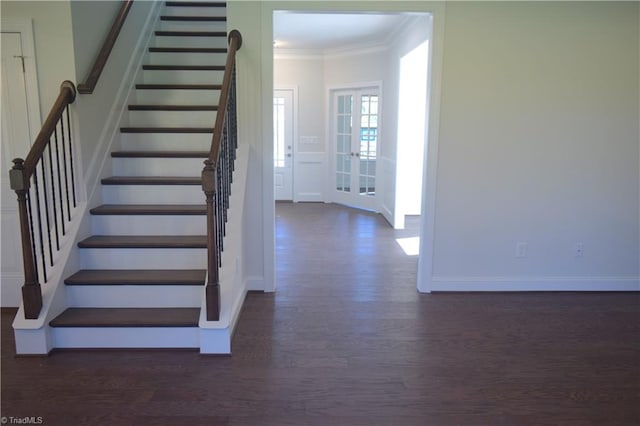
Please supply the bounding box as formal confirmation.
[358,94,378,197]
[335,94,353,192]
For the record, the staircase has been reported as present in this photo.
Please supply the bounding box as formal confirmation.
[48,1,230,349]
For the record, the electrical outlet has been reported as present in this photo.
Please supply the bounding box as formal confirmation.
[575,243,584,258]
[516,242,527,258]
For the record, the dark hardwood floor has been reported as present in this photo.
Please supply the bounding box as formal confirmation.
[2,203,639,425]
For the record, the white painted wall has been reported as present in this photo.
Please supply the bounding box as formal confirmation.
[227,1,271,290]
[275,57,325,152]
[431,2,639,290]
[229,1,639,292]
[0,1,76,121]
[70,1,121,84]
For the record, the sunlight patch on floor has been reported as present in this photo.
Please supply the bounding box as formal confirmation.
[396,237,420,256]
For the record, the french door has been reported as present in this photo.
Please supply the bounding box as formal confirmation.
[332,87,380,211]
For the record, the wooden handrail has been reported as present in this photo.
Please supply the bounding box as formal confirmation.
[21,81,76,178]
[208,30,242,164]
[202,29,242,321]
[77,0,134,94]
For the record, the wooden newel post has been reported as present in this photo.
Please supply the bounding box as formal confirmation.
[9,158,42,319]
[202,160,220,321]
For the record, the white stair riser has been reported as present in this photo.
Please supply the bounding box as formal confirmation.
[159,21,226,32]
[102,185,204,204]
[80,247,206,269]
[112,157,206,176]
[135,89,220,105]
[142,69,224,84]
[119,133,212,151]
[153,35,228,49]
[67,285,202,308]
[147,51,227,66]
[52,327,200,349]
[127,110,216,127]
[163,6,227,17]
[92,215,206,235]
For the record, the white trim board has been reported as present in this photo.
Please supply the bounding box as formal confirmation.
[417,5,445,294]
[430,277,640,292]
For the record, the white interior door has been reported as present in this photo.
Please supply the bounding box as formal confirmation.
[274,89,293,200]
[1,32,34,306]
[332,87,380,211]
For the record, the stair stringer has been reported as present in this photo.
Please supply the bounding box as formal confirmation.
[12,1,164,355]
[199,143,251,354]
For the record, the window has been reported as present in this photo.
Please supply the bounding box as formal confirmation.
[359,95,378,161]
[273,97,285,167]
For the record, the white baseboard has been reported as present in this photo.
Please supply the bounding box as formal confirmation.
[295,192,323,202]
[246,276,265,291]
[428,276,640,292]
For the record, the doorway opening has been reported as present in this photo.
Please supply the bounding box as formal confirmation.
[272,10,436,293]
[395,39,429,232]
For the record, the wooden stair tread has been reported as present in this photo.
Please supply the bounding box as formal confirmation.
[120,127,213,133]
[90,204,206,215]
[160,16,226,22]
[135,84,222,91]
[128,104,217,111]
[143,65,225,71]
[165,1,226,7]
[111,151,208,158]
[101,176,201,185]
[78,235,206,249]
[65,269,206,286]
[148,48,226,54]
[155,31,226,37]
[50,308,200,328]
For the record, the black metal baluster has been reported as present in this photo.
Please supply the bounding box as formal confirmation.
[231,67,238,164]
[217,165,224,250]
[64,106,77,208]
[227,109,233,193]
[31,172,48,282]
[60,113,71,221]
[222,125,228,224]
[26,190,39,284]
[214,188,222,267]
[227,117,231,194]
[47,137,60,250]
[225,123,230,210]
[53,125,66,235]
[39,158,54,267]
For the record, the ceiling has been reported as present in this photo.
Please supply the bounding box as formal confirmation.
[273,12,413,52]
